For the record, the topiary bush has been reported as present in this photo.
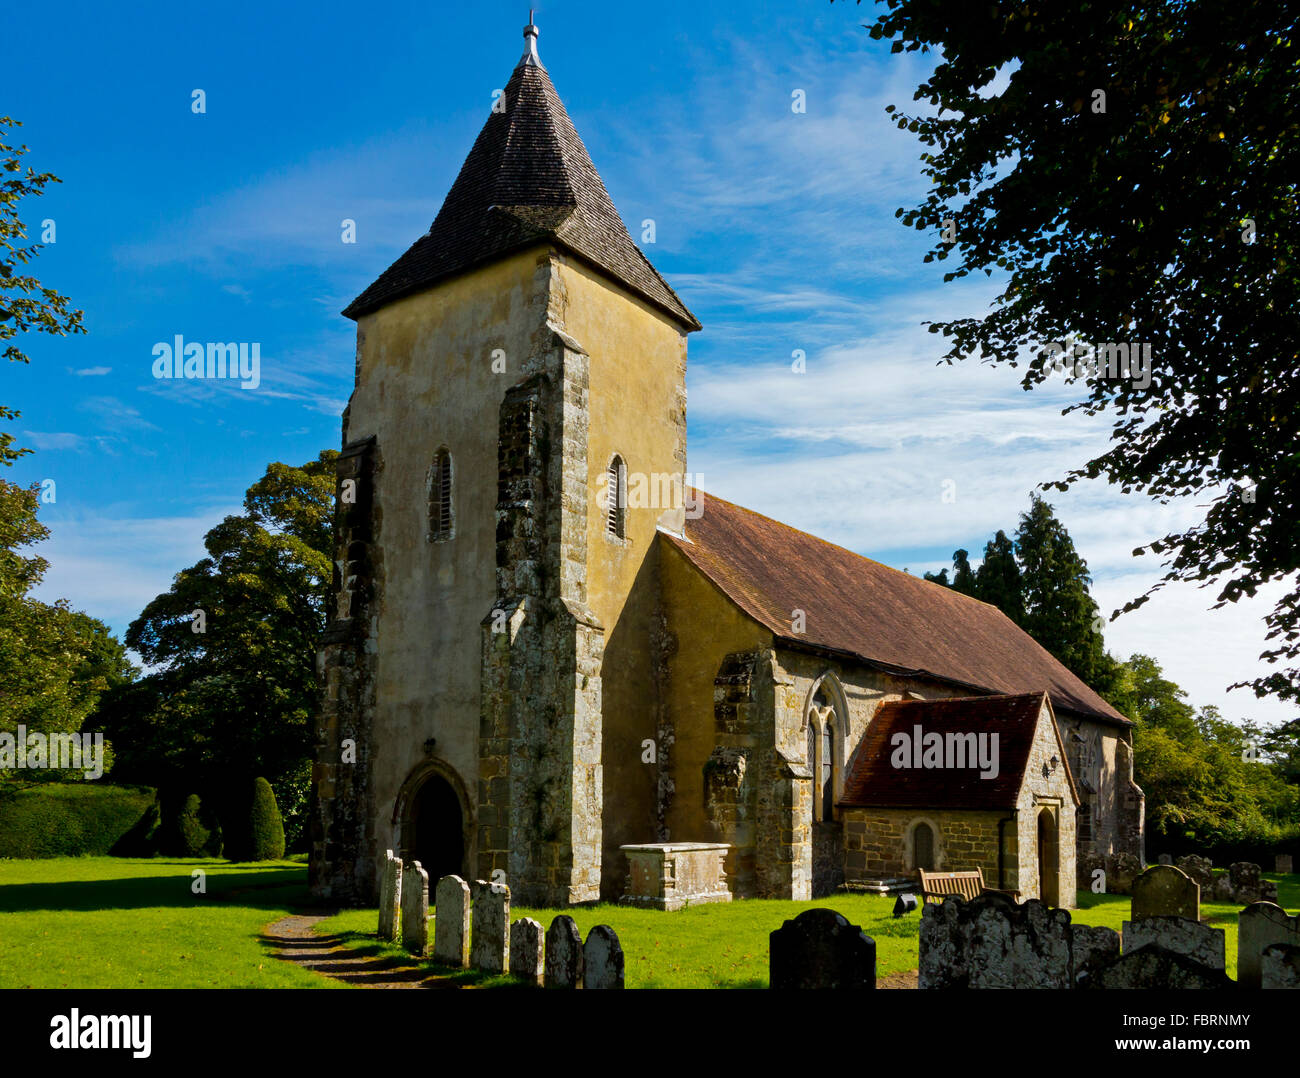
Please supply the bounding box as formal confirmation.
[0,783,158,858]
[245,776,285,861]
[175,793,217,857]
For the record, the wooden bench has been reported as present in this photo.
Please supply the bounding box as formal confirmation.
[918,868,1019,904]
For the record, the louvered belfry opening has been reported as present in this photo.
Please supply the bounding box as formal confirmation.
[430,448,453,541]
[607,455,625,538]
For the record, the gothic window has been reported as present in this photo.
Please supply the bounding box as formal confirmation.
[808,683,840,823]
[429,447,453,542]
[912,822,935,871]
[606,455,626,539]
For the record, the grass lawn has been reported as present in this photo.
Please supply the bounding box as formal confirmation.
[0,856,338,988]
[2,857,1295,989]
[319,869,1300,988]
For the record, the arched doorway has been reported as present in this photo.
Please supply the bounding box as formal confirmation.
[1037,807,1060,906]
[406,774,465,881]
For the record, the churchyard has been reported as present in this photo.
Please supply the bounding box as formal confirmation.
[2,855,1295,989]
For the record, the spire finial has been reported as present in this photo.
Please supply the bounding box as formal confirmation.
[521,13,542,67]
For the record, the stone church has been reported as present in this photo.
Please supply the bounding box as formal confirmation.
[309,20,1144,910]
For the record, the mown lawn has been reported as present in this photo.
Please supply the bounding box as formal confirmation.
[319,869,1300,988]
[0,856,338,988]
[2,858,1295,989]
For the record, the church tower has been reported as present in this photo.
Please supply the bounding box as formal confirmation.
[310,20,700,906]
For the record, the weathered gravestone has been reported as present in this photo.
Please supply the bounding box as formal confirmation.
[432,874,471,967]
[1157,854,1172,866]
[919,893,1071,989]
[401,861,430,957]
[1081,946,1234,990]
[544,915,584,989]
[1238,902,1300,990]
[1072,925,1121,987]
[583,925,625,989]
[1106,852,1143,895]
[1211,862,1276,904]
[1174,854,1215,893]
[509,917,544,986]
[1131,865,1198,922]
[1122,916,1226,970]
[1277,854,1294,875]
[377,850,402,943]
[770,908,876,989]
[1262,944,1300,989]
[470,879,509,974]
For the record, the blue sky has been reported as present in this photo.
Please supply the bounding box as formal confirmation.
[6,0,1293,725]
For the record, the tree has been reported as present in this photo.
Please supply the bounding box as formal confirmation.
[0,116,86,467]
[97,454,336,842]
[974,530,1023,624]
[863,3,1300,704]
[0,480,133,783]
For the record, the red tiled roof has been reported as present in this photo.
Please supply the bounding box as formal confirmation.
[665,494,1129,726]
[838,693,1073,810]
[343,41,699,330]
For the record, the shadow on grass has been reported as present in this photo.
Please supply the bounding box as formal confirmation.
[267,927,527,990]
[0,866,320,913]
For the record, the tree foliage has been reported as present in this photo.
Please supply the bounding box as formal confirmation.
[863,2,1300,703]
[97,454,336,840]
[0,116,86,467]
[0,480,133,782]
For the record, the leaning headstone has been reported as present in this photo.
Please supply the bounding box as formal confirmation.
[1123,916,1226,970]
[401,861,430,957]
[470,879,510,974]
[1175,854,1215,893]
[544,915,584,989]
[1262,943,1300,989]
[377,850,403,942]
[1276,854,1294,875]
[770,908,876,989]
[919,893,1070,989]
[1238,902,1300,990]
[583,925,625,990]
[1157,853,1172,866]
[509,917,544,986]
[1072,925,1121,986]
[1131,865,1199,922]
[432,874,471,967]
[1082,946,1234,990]
[1106,852,1142,895]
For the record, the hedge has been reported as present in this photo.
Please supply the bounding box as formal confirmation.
[0,783,158,858]
[246,777,285,862]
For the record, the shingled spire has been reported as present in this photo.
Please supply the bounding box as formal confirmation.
[343,20,700,330]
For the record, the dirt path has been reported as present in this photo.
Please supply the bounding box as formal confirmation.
[264,914,457,989]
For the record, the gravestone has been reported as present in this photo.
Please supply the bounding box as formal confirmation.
[1107,852,1142,895]
[509,917,544,986]
[1174,854,1215,893]
[377,850,402,943]
[583,925,625,989]
[1277,854,1294,875]
[544,915,584,989]
[919,893,1070,989]
[433,874,471,967]
[1212,861,1274,904]
[401,861,430,957]
[1131,865,1198,922]
[470,879,510,974]
[770,908,876,989]
[1072,925,1121,986]
[1082,946,1234,990]
[1157,854,1172,866]
[1262,944,1300,989]
[1238,902,1300,990]
[1122,916,1226,970]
